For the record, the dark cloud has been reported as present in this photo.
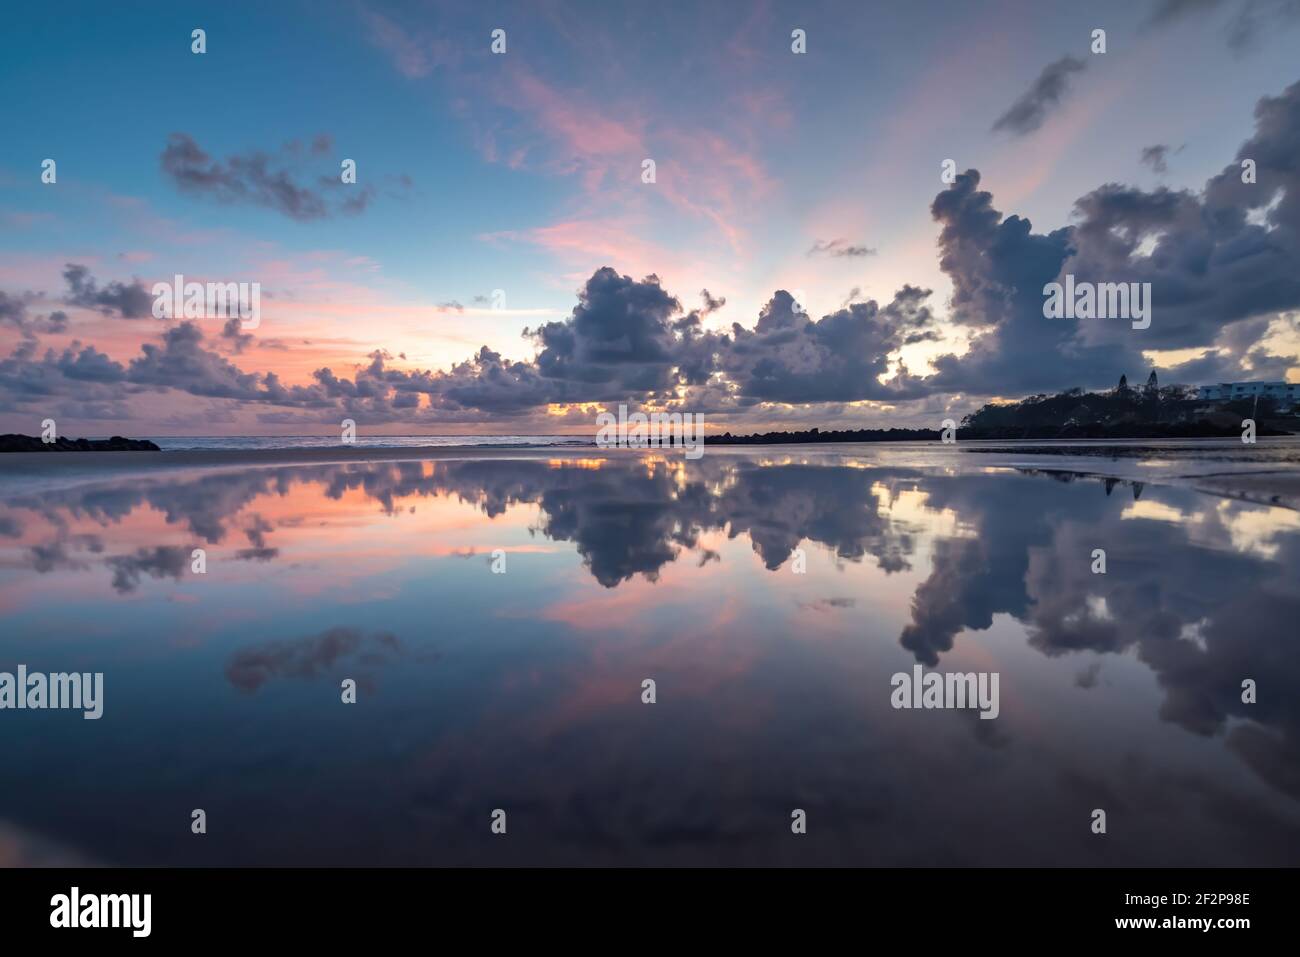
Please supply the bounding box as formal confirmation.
[62,263,153,319]
[3,84,1298,426]
[531,267,683,383]
[720,286,935,403]
[1146,0,1300,51]
[0,313,334,416]
[991,56,1086,136]
[160,132,391,221]
[55,343,127,383]
[0,291,33,327]
[926,76,1300,395]
[219,318,254,354]
[923,169,1145,395]
[128,321,267,399]
[1140,144,1171,174]
[432,267,714,413]
[0,339,132,415]
[0,290,67,335]
[43,311,70,334]
[699,289,726,314]
[1065,79,1300,352]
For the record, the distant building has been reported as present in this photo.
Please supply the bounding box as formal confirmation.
[1196,381,1299,409]
[1116,374,1128,392]
[1146,370,1158,391]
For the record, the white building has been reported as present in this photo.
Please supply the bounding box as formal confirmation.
[1196,381,1299,408]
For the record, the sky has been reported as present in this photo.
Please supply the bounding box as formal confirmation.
[1,0,1299,436]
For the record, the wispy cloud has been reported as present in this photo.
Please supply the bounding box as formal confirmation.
[160,133,407,221]
[991,56,1087,136]
[808,238,876,259]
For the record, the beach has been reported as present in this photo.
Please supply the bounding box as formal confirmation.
[6,436,1300,508]
[2,439,1297,865]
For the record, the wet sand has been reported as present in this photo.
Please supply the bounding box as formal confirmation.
[3,439,1299,865]
[4,438,1299,509]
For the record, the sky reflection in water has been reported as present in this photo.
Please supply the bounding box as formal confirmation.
[1,451,1298,865]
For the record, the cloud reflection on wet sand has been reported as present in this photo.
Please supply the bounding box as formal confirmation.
[0,452,1297,865]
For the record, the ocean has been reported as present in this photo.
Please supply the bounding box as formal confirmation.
[145,434,594,451]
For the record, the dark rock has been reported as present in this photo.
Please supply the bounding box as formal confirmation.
[0,434,161,453]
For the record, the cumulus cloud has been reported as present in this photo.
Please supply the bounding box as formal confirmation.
[62,263,153,319]
[432,267,709,413]
[923,169,1146,395]
[926,82,1300,393]
[1065,79,1300,354]
[0,290,67,334]
[423,268,939,414]
[3,82,1298,428]
[991,56,1087,136]
[0,291,33,327]
[719,286,935,404]
[0,314,342,420]
[128,321,268,398]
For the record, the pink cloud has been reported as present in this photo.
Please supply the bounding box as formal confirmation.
[474,64,771,256]
[480,218,682,277]
[360,8,451,79]
[509,68,646,166]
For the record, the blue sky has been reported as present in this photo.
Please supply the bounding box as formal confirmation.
[1,0,1298,434]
